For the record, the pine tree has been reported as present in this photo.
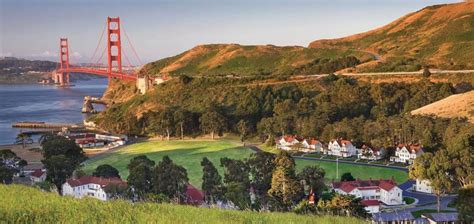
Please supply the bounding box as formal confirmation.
[201,157,224,203]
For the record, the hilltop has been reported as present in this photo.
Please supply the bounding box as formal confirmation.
[309,2,474,72]
[0,185,367,224]
[411,90,474,123]
[140,44,372,77]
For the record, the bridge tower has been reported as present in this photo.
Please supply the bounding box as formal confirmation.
[106,17,123,82]
[58,38,70,85]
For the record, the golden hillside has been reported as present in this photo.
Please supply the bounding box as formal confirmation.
[411,90,474,123]
[309,2,474,72]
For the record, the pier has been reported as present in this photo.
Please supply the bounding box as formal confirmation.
[12,121,83,129]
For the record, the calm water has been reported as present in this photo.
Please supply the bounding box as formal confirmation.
[0,78,108,145]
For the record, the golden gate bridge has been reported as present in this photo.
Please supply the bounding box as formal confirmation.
[53,17,141,86]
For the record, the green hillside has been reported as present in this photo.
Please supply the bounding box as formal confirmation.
[309,2,474,71]
[0,185,368,224]
[140,44,372,77]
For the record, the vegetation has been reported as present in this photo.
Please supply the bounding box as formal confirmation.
[456,184,474,223]
[41,134,87,195]
[0,185,368,224]
[92,164,121,178]
[140,44,371,77]
[0,149,27,183]
[309,2,474,71]
[403,197,415,205]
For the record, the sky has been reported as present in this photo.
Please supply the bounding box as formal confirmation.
[0,0,463,64]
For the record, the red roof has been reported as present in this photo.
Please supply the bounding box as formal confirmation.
[31,169,45,178]
[361,200,380,206]
[186,184,204,205]
[309,138,319,145]
[397,144,423,153]
[333,179,397,193]
[66,176,127,188]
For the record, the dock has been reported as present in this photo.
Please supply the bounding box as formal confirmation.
[12,121,83,129]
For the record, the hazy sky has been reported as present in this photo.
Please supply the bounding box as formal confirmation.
[0,0,462,64]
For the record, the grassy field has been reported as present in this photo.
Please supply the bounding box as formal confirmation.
[294,159,408,184]
[83,140,254,188]
[0,185,367,224]
[259,144,408,184]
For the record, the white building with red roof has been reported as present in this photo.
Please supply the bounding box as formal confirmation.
[276,135,322,152]
[277,135,301,151]
[327,139,358,157]
[390,144,424,164]
[62,176,127,201]
[361,199,380,213]
[301,138,323,152]
[29,169,46,182]
[357,145,385,160]
[332,178,403,207]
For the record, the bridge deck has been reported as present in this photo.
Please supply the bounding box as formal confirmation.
[56,68,137,80]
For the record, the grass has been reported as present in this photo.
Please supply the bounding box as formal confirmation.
[83,140,253,188]
[84,139,408,188]
[411,209,456,218]
[403,197,415,205]
[295,159,408,184]
[0,185,369,224]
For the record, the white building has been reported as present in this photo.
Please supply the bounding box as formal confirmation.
[390,144,423,164]
[62,176,127,201]
[361,200,380,213]
[358,145,385,160]
[415,179,433,194]
[302,139,323,153]
[276,135,323,152]
[327,139,358,157]
[276,135,301,151]
[29,169,46,182]
[332,178,403,206]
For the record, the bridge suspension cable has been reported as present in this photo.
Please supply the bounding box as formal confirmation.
[122,22,143,66]
[89,22,107,66]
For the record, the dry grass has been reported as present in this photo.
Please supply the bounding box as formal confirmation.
[411,90,474,123]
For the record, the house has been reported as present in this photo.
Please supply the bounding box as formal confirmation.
[29,169,46,182]
[372,211,415,224]
[415,179,433,194]
[421,213,458,224]
[390,144,423,164]
[62,176,127,201]
[358,145,385,160]
[327,139,358,157]
[276,135,301,151]
[332,178,403,205]
[362,199,380,213]
[302,138,323,153]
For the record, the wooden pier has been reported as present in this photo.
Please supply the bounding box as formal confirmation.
[12,121,83,129]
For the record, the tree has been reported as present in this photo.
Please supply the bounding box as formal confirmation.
[41,135,86,195]
[200,109,226,139]
[340,172,355,182]
[268,151,303,210]
[0,149,26,181]
[174,107,190,140]
[298,166,326,200]
[445,128,473,188]
[104,183,128,200]
[220,157,251,209]
[15,133,33,148]
[422,66,431,78]
[456,184,474,223]
[246,152,276,197]
[236,120,250,142]
[201,157,224,203]
[257,117,278,146]
[410,152,453,212]
[153,156,189,202]
[127,155,155,199]
[158,107,176,140]
[93,164,121,178]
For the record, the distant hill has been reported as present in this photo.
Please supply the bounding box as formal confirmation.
[140,44,372,77]
[309,2,474,72]
[411,90,474,123]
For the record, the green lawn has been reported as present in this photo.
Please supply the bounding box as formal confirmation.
[84,140,408,189]
[83,140,253,188]
[295,159,408,184]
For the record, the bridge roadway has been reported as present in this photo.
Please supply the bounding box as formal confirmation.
[56,68,137,81]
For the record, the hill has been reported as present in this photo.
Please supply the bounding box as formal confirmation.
[0,185,367,224]
[140,44,372,77]
[411,90,474,123]
[309,2,474,72]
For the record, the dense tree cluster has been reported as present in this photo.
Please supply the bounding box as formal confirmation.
[0,150,27,184]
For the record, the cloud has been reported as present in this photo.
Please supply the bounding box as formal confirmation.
[30,51,57,58]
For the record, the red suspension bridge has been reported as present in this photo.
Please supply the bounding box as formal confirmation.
[53,17,141,86]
